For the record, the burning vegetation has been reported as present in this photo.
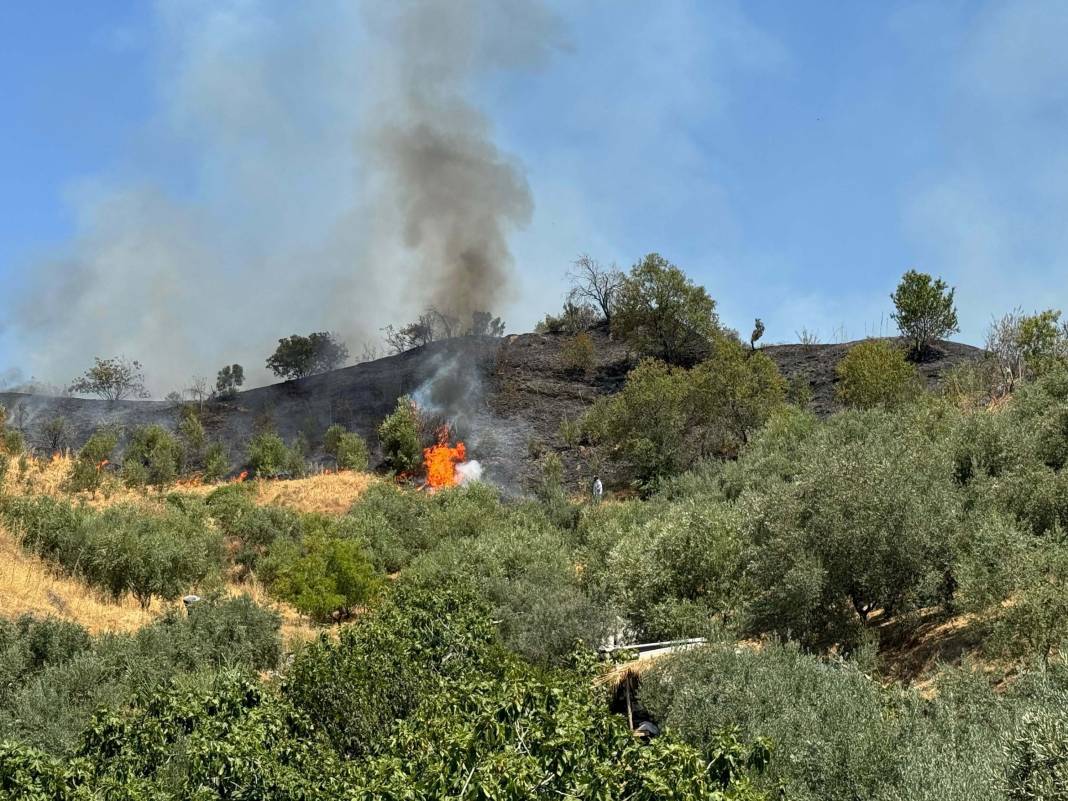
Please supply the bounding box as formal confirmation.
[423,425,467,489]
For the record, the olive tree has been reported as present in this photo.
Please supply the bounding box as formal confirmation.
[612,253,720,364]
[266,332,349,380]
[890,269,959,359]
[68,357,149,401]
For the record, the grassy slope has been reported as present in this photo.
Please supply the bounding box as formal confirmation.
[0,454,377,643]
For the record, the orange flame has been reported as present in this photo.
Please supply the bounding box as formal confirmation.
[236,470,249,483]
[423,426,466,489]
[96,459,109,471]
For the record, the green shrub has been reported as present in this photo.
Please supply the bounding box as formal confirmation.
[836,339,922,409]
[344,482,430,572]
[260,535,380,622]
[202,442,229,482]
[377,395,421,473]
[404,513,609,666]
[890,269,959,358]
[560,332,595,375]
[612,252,720,364]
[246,431,304,477]
[642,642,1004,801]
[324,424,369,471]
[0,596,282,756]
[205,484,301,573]
[0,496,223,608]
[1006,706,1068,800]
[741,410,959,649]
[585,340,785,484]
[66,428,118,493]
[0,429,24,456]
[956,512,1068,666]
[535,301,600,335]
[282,581,497,758]
[597,499,745,640]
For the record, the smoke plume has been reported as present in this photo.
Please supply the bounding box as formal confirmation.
[4,0,559,394]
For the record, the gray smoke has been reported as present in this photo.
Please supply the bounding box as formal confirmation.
[4,0,559,395]
[363,0,559,322]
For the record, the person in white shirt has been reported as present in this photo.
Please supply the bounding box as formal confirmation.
[592,475,603,503]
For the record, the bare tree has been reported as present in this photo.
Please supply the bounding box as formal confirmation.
[359,342,381,363]
[567,254,624,326]
[986,309,1027,395]
[40,415,71,453]
[426,307,460,338]
[187,376,212,411]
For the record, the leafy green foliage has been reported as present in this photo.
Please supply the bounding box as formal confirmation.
[323,423,370,470]
[0,597,281,756]
[282,582,499,757]
[1018,310,1068,377]
[890,269,959,358]
[741,410,958,648]
[586,339,785,484]
[121,424,184,490]
[67,356,149,400]
[246,431,305,477]
[642,641,1014,801]
[560,331,596,375]
[65,428,118,493]
[535,300,600,334]
[956,514,1068,667]
[1006,706,1068,800]
[260,534,380,622]
[377,395,422,474]
[836,339,922,409]
[266,331,349,379]
[214,362,245,398]
[0,495,223,608]
[612,252,720,364]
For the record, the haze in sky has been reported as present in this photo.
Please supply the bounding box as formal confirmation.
[2,0,1067,392]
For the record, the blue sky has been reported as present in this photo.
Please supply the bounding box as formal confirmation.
[2,1,1067,390]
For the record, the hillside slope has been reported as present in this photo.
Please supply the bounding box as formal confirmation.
[0,332,983,490]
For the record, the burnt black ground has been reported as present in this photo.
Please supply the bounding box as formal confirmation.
[0,331,983,493]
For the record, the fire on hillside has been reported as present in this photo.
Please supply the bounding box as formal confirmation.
[422,425,481,490]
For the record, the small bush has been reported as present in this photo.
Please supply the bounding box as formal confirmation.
[261,535,380,622]
[0,429,24,456]
[377,396,421,474]
[246,431,304,478]
[202,442,229,482]
[535,301,599,335]
[890,269,960,358]
[66,429,118,493]
[323,424,369,471]
[121,424,183,490]
[1006,707,1068,800]
[836,339,921,409]
[560,332,595,375]
[585,340,785,483]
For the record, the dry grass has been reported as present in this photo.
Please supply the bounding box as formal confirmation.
[0,520,157,634]
[247,471,376,516]
[0,520,318,644]
[0,454,343,644]
[1,454,376,516]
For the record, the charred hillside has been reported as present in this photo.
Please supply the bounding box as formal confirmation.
[0,331,983,491]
